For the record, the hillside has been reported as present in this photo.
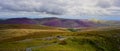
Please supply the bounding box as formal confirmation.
[0,22,120,51]
[0,24,60,29]
[0,27,120,51]
[0,17,120,28]
[0,17,97,28]
[90,19,120,26]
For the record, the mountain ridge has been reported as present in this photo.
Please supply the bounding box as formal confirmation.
[0,17,120,28]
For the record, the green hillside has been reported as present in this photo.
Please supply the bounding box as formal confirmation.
[0,25,120,51]
[0,24,61,29]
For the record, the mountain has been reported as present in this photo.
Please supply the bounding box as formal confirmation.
[90,19,120,26]
[0,18,37,24]
[0,17,96,28]
[0,17,120,28]
[34,17,96,28]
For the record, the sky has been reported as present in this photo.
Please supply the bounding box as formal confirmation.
[0,0,120,20]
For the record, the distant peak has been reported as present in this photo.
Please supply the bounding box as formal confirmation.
[7,17,31,20]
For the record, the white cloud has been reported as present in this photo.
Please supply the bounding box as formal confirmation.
[0,0,120,16]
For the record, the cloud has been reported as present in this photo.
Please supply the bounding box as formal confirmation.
[96,0,112,8]
[113,0,120,7]
[0,0,120,16]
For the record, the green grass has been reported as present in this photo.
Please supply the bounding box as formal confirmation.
[32,37,97,51]
[33,44,96,51]
[0,24,58,29]
[0,25,120,51]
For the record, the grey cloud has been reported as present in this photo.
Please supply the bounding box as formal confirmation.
[96,0,111,8]
[113,0,120,7]
[0,0,120,16]
[107,8,120,15]
[0,0,65,15]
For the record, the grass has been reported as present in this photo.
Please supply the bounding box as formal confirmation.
[0,24,120,51]
[32,38,97,51]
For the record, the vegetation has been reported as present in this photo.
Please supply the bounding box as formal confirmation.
[0,24,120,51]
[68,28,78,32]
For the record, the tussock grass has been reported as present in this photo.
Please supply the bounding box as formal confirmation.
[0,24,120,51]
